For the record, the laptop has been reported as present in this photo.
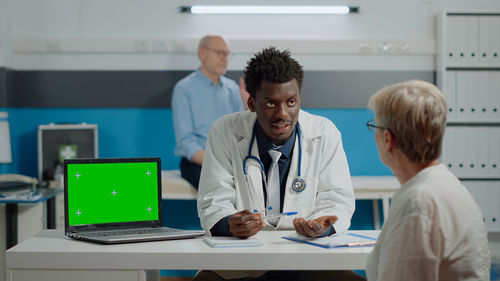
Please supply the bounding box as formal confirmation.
[64,157,205,244]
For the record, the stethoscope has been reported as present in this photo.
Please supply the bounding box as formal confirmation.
[242,122,306,195]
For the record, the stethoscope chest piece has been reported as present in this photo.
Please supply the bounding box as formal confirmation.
[292,177,306,193]
[244,122,307,194]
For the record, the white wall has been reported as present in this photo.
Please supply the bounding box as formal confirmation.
[9,0,500,39]
[4,0,500,70]
[0,0,9,66]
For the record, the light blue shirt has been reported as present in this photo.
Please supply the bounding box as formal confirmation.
[172,70,244,160]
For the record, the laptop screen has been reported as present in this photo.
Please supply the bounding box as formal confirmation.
[64,158,161,227]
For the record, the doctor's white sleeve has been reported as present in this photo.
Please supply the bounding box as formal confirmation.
[314,127,355,234]
[197,122,239,232]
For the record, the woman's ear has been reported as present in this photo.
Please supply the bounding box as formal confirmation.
[384,129,396,153]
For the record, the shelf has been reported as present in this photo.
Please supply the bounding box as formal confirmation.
[446,67,500,70]
[447,122,500,126]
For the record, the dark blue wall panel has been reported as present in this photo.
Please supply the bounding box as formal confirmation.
[5,70,433,108]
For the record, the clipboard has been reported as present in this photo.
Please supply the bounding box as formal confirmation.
[282,232,378,248]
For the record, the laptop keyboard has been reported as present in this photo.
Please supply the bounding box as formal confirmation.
[83,227,182,237]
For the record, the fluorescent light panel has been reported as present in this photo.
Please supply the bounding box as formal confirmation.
[183,5,358,15]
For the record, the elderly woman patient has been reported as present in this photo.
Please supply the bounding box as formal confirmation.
[365,80,490,281]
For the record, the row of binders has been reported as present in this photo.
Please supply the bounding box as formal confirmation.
[442,126,500,178]
[463,180,500,232]
[443,70,500,122]
[445,14,500,66]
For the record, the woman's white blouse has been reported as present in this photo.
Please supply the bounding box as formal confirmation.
[366,164,490,281]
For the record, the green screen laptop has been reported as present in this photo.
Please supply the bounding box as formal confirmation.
[64,157,204,244]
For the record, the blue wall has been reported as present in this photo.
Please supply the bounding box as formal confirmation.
[2,107,390,175]
[1,107,391,231]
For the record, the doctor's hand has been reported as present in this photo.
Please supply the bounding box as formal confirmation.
[293,216,338,238]
[228,210,264,239]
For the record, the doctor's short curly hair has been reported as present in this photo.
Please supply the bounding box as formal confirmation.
[244,47,304,99]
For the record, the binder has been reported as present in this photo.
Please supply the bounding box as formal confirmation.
[492,17,500,66]
[447,15,479,66]
[444,70,457,121]
[477,16,500,66]
[488,182,500,231]
[456,71,469,122]
[490,127,500,177]
[442,127,454,173]
[478,16,492,65]
[477,127,489,177]
[489,71,500,121]
[465,16,479,66]
[477,72,489,121]
[463,181,488,225]
[479,16,500,66]
[455,127,467,178]
[445,16,462,66]
[465,127,478,178]
[445,127,459,176]
[466,72,481,121]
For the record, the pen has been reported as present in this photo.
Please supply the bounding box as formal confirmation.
[261,212,299,219]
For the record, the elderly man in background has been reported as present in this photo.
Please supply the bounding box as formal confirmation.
[172,35,248,189]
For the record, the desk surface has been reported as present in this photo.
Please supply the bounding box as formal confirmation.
[7,230,378,271]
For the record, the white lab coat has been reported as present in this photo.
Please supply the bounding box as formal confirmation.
[366,164,490,281]
[197,110,355,234]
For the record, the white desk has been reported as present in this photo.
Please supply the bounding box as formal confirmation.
[6,229,378,281]
[162,170,399,229]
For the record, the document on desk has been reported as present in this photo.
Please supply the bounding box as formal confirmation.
[282,232,378,249]
[204,236,263,248]
[0,189,42,202]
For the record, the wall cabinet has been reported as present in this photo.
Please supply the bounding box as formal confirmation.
[438,11,500,232]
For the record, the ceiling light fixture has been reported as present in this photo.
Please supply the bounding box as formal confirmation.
[180,5,359,15]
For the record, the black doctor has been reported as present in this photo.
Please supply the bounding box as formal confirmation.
[195,47,362,281]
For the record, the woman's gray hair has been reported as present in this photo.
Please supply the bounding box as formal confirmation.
[368,80,447,164]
